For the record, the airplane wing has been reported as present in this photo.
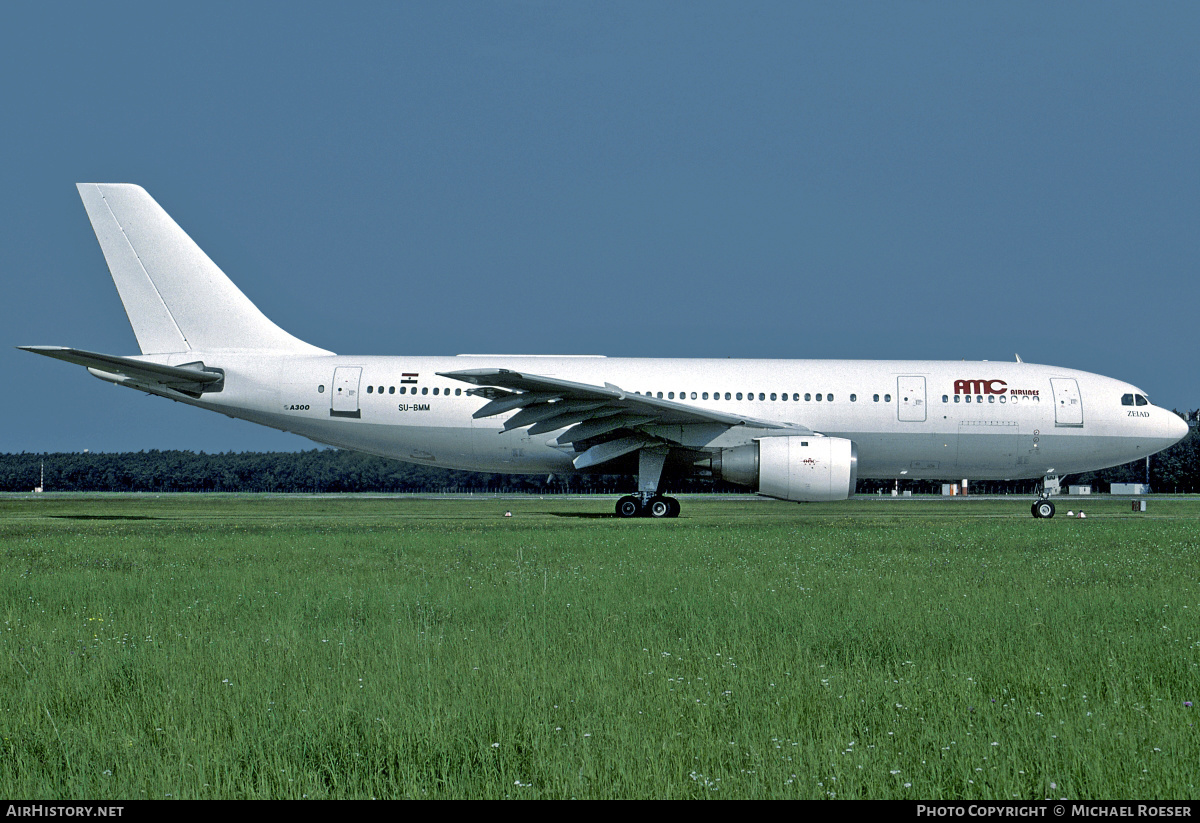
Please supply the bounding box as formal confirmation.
[438,367,813,469]
[19,346,224,398]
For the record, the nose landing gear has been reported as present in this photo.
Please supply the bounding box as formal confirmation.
[1031,475,1058,518]
[1031,497,1056,519]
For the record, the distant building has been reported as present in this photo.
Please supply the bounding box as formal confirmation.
[1110,483,1149,495]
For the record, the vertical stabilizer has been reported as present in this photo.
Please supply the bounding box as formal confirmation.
[76,183,332,356]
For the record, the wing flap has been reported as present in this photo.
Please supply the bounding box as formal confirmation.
[555,415,658,444]
[526,404,621,436]
[572,436,653,470]
[473,392,560,419]
[503,400,611,432]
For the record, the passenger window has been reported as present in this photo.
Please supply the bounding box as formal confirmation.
[389,386,395,394]
[725,392,731,400]
[691,392,697,400]
[850,394,856,402]
[433,388,439,395]
[988,395,995,403]
[367,385,373,394]
[873,394,879,402]
[942,395,948,403]
[318,385,325,393]
[884,394,891,402]
[828,394,834,402]
[965,395,972,403]
[668,392,675,399]
[792,393,799,401]
[954,395,960,403]
[805,393,812,401]
[702,392,709,400]
[758,392,765,401]
[422,387,428,395]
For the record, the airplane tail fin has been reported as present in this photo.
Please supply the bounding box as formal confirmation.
[76,183,332,356]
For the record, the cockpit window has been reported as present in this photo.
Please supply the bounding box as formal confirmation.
[1136,394,1149,407]
[1123,393,1150,406]
[1122,393,1134,406]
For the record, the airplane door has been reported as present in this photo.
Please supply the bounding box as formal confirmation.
[1050,378,1083,427]
[897,376,927,422]
[330,367,362,418]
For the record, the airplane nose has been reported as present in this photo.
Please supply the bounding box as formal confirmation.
[1166,410,1189,444]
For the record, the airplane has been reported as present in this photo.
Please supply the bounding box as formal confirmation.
[20,184,1189,518]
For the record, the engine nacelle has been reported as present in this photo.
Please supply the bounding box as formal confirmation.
[709,436,858,502]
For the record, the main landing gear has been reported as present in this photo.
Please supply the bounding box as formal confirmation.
[615,448,680,517]
[615,493,681,518]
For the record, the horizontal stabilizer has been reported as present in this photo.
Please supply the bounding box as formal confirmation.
[19,346,224,397]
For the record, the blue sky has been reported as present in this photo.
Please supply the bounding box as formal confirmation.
[3,2,1197,453]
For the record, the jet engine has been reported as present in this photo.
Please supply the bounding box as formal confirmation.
[708,436,858,502]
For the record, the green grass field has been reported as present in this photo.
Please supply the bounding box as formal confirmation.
[1,494,1197,799]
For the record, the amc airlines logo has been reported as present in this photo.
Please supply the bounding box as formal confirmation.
[954,379,1007,395]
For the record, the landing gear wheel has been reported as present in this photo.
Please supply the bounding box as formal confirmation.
[616,496,641,518]
[1032,499,1056,519]
[666,497,681,518]
[648,496,672,518]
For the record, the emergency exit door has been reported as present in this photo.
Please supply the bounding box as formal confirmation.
[897,376,927,422]
[1050,378,1083,427]
[330,367,362,418]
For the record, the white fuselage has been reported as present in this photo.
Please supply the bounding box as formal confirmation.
[145,352,1185,482]
[48,185,1188,498]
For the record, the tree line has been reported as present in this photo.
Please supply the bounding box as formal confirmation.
[4,411,1198,494]
[0,449,656,495]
